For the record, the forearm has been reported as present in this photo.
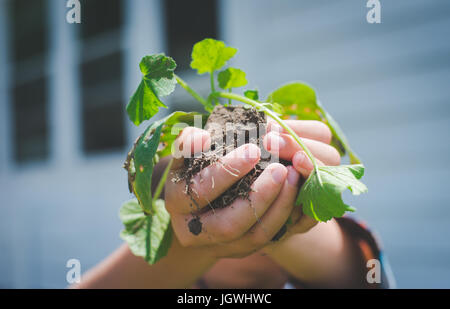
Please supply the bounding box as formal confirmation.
[72,236,217,289]
[263,219,365,288]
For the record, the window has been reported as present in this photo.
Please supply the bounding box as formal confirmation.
[11,0,48,63]
[9,0,49,163]
[81,0,123,39]
[80,52,125,152]
[80,0,125,153]
[163,0,219,72]
[12,78,49,163]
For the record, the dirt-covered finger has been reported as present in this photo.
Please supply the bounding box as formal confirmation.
[171,127,211,170]
[205,167,300,257]
[241,166,300,247]
[165,143,261,215]
[193,163,287,244]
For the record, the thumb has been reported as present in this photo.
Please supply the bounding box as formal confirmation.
[171,127,211,170]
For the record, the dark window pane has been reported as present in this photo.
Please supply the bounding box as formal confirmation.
[81,52,125,153]
[10,0,48,63]
[81,0,123,39]
[81,51,122,88]
[10,0,49,163]
[164,0,218,72]
[82,99,124,152]
[12,78,49,163]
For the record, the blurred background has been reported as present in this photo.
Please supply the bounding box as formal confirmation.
[0,0,449,288]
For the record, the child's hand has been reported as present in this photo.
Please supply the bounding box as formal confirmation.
[165,118,339,259]
[165,127,300,259]
[263,119,341,239]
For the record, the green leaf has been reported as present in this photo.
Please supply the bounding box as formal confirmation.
[190,38,237,74]
[244,89,259,101]
[218,68,247,89]
[296,164,367,222]
[126,54,177,126]
[124,111,208,202]
[120,199,172,264]
[140,54,176,81]
[133,123,164,213]
[267,82,361,163]
[127,80,166,127]
[267,82,317,116]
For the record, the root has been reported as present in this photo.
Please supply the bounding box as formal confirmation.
[218,161,240,177]
[248,198,269,239]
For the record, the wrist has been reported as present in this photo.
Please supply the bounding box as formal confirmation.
[152,235,218,288]
[171,234,219,266]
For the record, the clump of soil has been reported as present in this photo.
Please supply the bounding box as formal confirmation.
[173,105,289,236]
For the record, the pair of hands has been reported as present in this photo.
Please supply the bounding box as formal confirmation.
[165,119,341,259]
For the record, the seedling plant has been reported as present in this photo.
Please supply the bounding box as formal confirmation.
[120,39,368,264]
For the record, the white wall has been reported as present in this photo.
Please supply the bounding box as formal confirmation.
[1,0,449,288]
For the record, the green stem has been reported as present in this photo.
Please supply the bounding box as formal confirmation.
[210,72,216,105]
[214,92,320,175]
[152,158,173,203]
[228,88,232,105]
[175,74,208,106]
[145,215,151,260]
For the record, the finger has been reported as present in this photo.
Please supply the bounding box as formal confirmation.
[210,166,301,258]
[292,151,326,179]
[264,132,341,166]
[290,214,318,234]
[267,119,332,144]
[166,143,261,214]
[241,166,300,246]
[171,127,211,170]
[284,201,318,236]
[177,163,288,246]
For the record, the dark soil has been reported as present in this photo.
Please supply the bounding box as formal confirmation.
[173,105,290,236]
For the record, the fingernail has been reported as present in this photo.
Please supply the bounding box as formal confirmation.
[266,132,286,151]
[287,166,300,186]
[271,165,287,184]
[268,122,283,133]
[244,144,261,163]
[293,151,313,171]
[191,132,206,152]
[199,132,210,150]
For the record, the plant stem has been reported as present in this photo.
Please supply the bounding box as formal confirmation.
[210,72,216,105]
[228,88,232,105]
[153,158,173,203]
[214,91,320,175]
[145,215,151,260]
[175,74,208,107]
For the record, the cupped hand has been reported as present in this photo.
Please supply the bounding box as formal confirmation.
[165,127,300,259]
[165,118,341,258]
